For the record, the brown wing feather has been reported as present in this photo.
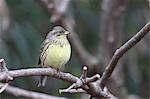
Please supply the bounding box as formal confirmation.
[38,39,49,65]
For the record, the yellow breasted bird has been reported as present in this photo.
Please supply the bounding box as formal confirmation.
[38,26,71,87]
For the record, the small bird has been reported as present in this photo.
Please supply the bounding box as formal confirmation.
[38,26,71,87]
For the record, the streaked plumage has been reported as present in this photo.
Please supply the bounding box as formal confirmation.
[38,26,71,87]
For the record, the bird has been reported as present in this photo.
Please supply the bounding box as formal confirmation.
[38,26,71,87]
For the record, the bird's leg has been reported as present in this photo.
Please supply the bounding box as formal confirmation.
[50,66,55,70]
[56,68,59,71]
[49,66,60,72]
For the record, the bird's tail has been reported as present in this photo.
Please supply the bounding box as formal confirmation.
[38,75,47,87]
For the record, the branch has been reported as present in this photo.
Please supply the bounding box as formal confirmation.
[0,83,66,99]
[0,67,78,83]
[58,66,114,98]
[0,61,115,98]
[99,21,150,88]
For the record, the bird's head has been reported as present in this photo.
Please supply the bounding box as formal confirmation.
[47,26,70,40]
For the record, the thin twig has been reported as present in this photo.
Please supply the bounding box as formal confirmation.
[85,74,100,84]
[81,66,88,79]
[0,59,12,93]
[59,88,86,94]
[0,58,8,72]
[0,83,66,99]
[59,83,76,94]
[0,82,9,93]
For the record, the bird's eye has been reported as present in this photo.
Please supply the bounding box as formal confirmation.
[60,31,63,34]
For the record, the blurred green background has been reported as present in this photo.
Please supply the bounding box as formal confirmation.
[0,0,149,99]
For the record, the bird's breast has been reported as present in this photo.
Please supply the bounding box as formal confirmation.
[43,43,71,69]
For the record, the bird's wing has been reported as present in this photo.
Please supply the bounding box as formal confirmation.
[38,39,50,65]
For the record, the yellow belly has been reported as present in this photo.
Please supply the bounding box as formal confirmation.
[43,43,71,69]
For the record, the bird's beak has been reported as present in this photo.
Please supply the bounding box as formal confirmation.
[64,31,70,35]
